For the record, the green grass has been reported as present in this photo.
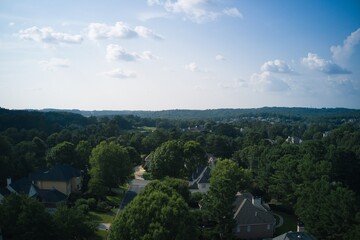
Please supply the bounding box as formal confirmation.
[89,208,117,223]
[106,194,124,206]
[90,230,109,240]
[274,210,297,236]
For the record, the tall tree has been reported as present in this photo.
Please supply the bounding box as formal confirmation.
[0,194,57,240]
[149,140,185,179]
[295,177,356,239]
[46,141,76,167]
[202,159,250,239]
[89,141,132,195]
[53,205,96,240]
[183,140,207,177]
[109,181,198,240]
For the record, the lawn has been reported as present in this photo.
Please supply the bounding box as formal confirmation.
[274,210,297,236]
[89,208,117,223]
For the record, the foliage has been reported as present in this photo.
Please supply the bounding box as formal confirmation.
[53,204,96,240]
[202,159,251,239]
[295,177,356,239]
[149,140,185,179]
[0,194,57,240]
[109,181,198,240]
[89,141,132,196]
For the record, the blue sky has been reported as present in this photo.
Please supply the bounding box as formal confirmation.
[0,0,359,110]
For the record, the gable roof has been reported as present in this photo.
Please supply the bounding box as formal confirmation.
[273,231,317,240]
[30,164,81,182]
[234,192,276,225]
[8,177,33,195]
[0,187,11,197]
[37,188,68,203]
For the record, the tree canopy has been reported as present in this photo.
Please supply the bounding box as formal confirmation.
[109,181,198,240]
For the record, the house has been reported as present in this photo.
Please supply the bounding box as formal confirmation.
[29,164,82,196]
[285,136,303,144]
[189,165,211,193]
[188,155,217,193]
[2,165,81,207]
[272,231,316,240]
[0,186,11,202]
[233,192,276,239]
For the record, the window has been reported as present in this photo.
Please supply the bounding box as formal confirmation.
[267,224,271,230]
[237,224,241,233]
[247,225,251,232]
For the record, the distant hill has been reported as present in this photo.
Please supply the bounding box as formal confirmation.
[39,107,360,121]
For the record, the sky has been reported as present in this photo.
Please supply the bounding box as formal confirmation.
[0,0,360,110]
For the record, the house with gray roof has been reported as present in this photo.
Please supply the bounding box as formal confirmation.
[233,192,276,239]
[1,165,81,207]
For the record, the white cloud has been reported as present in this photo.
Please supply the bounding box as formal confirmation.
[9,22,15,26]
[134,26,164,39]
[106,44,158,62]
[19,26,83,44]
[148,0,241,23]
[215,54,225,61]
[185,62,200,72]
[39,58,70,71]
[87,22,163,40]
[261,59,295,74]
[222,8,242,18]
[302,53,351,74]
[251,71,290,92]
[103,68,137,79]
[331,28,360,63]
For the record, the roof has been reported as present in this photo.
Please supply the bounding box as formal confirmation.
[233,192,276,225]
[30,164,81,182]
[273,231,317,240]
[0,187,11,197]
[37,188,68,203]
[189,165,211,189]
[8,177,33,195]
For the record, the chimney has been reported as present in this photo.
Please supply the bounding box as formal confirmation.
[6,178,11,186]
[297,220,305,232]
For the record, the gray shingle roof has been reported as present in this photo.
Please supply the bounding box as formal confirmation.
[29,164,80,181]
[8,177,33,195]
[37,188,68,203]
[273,231,317,240]
[234,193,276,225]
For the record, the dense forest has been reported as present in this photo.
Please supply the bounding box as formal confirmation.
[0,107,360,239]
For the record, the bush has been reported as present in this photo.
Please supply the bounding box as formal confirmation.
[97,201,112,212]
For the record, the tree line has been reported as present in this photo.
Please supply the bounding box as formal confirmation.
[0,108,360,239]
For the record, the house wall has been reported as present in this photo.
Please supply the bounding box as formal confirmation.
[233,223,275,239]
[35,180,71,195]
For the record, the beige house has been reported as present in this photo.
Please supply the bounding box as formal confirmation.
[1,165,81,207]
[30,165,82,196]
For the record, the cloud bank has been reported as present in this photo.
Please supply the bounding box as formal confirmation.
[302,53,351,74]
[106,44,157,62]
[87,22,163,40]
[147,0,242,23]
[19,26,83,44]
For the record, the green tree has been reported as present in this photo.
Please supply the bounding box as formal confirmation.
[183,140,207,176]
[149,140,185,179]
[163,177,191,203]
[0,194,57,240]
[295,177,356,239]
[89,141,132,195]
[46,141,76,167]
[53,205,96,240]
[109,181,198,240]
[202,159,250,239]
[75,140,92,169]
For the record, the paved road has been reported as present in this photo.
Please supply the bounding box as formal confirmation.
[118,179,151,211]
